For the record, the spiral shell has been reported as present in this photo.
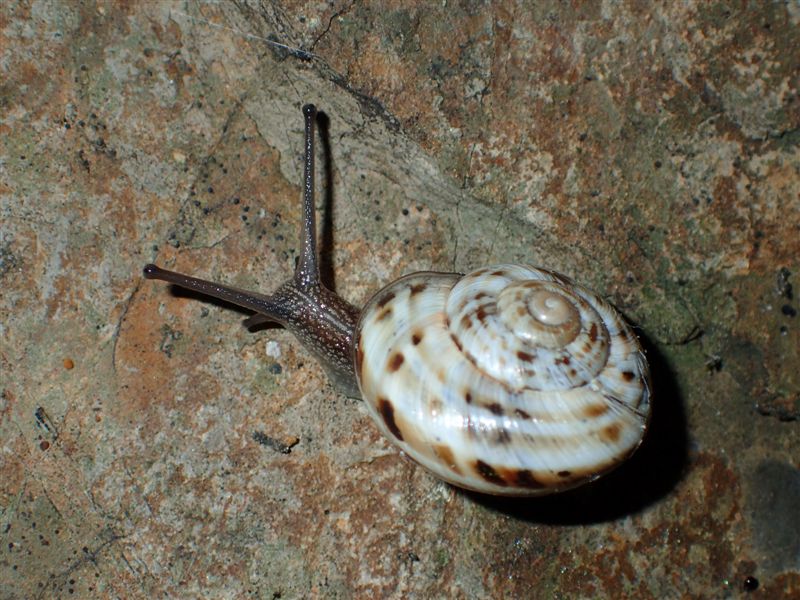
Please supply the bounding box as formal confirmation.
[354,264,651,496]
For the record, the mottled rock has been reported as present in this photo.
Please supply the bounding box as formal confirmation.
[1,1,798,597]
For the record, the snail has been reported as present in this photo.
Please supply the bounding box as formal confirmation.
[143,104,651,496]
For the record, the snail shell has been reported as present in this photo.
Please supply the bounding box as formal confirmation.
[355,264,650,495]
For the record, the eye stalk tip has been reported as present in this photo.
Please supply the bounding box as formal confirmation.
[302,103,316,117]
[143,263,160,279]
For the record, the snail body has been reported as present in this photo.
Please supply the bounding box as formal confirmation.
[144,105,651,496]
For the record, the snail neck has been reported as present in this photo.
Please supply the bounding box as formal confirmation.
[270,281,361,397]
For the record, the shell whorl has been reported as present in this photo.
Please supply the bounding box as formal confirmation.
[446,266,613,392]
[354,264,651,496]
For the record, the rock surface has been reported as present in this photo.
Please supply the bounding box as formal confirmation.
[1,2,798,597]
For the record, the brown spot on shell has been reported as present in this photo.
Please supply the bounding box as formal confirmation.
[584,404,610,418]
[514,408,531,420]
[621,370,635,382]
[494,428,511,445]
[376,291,395,309]
[601,423,622,443]
[487,403,504,416]
[475,292,488,300]
[476,307,488,322]
[411,331,423,345]
[517,306,527,316]
[508,469,546,489]
[431,396,444,411]
[377,306,393,322]
[433,444,461,474]
[388,352,405,372]
[464,391,473,404]
[450,333,463,352]
[409,282,427,296]
[475,460,507,486]
[589,323,598,342]
[460,314,471,329]
[517,350,535,362]
[490,269,506,277]
[378,398,404,441]
[557,470,572,478]
[557,355,571,365]
[355,337,365,375]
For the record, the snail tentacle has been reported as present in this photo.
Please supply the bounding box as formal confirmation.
[143,104,360,397]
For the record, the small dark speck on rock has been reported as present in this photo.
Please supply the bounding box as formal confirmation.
[268,363,282,375]
[705,354,722,372]
[781,304,796,317]
[743,576,759,591]
[776,267,793,299]
[252,431,298,454]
